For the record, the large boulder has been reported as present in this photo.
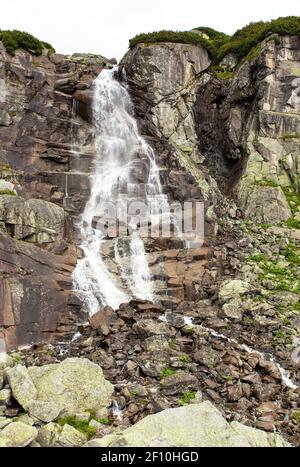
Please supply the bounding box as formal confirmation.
[28,358,113,415]
[0,422,38,447]
[219,280,253,304]
[85,402,289,447]
[6,365,38,410]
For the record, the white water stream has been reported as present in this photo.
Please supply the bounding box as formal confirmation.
[73,68,169,314]
[160,314,298,390]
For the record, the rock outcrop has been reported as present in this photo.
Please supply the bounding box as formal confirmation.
[122,42,222,215]
[195,35,300,225]
[86,401,289,447]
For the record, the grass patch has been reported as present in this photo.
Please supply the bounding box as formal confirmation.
[178,355,192,364]
[248,253,268,263]
[129,389,141,398]
[216,70,234,80]
[0,189,16,196]
[192,27,229,42]
[272,329,292,346]
[168,339,177,350]
[98,418,111,426]
[179,391,196,406]
[282,186,300,216]
[57,416,97,439]
[291,411,300,424]
[257,223,273,230]
[287,218,300,229]
[0,30,55,55]
[159,368,177,379]
[216,16,300,63]
[253,179,279,188]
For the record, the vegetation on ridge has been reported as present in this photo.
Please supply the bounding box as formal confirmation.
[216,16,300,62]
[0,30,55,55]
[129,16,300,67]
[129,30,214,57]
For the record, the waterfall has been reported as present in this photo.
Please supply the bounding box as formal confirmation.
[73,67,169,314]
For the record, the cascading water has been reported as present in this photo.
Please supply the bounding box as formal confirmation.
[73,67,169,314]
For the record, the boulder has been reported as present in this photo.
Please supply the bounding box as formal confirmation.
[222,299,244,321]
[241,186,292,225]
[0,437,13,447]
[6,365,37,410]
[36,422,61,447]
[84,401,289,447]
[160,371,198,395]
[28,358,113,414]
[57,424,87,447]
[219,280,253,304]
[133,319,175,339]
[0,422,38,447]
[89,306,118,334]
[0,389,11,405]
[28,400,64,423]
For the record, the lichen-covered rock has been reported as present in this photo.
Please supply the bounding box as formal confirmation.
[57,424,87,447]
[0,437,13,447]
[28,358,114,414]
[0,422,38,447]
[85,402,289,447]
[238,185,292,225]
[0,388,11,404]
[28,400,64,423]
[219,280,253,304]
[0,196,66,244]
[36,422,61,447]
[6,365,37,410]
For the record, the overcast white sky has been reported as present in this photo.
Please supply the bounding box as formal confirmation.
[1,1,299,60]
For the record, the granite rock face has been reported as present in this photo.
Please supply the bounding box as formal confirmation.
[195,35,300,224]
[0,42,114,349]
[122,42,222,215]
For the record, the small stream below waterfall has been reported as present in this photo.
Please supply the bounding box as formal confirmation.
[160,314,298,390]
[73,67,169,314]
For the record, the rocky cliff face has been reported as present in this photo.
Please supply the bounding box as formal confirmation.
[195,35,300,225]
[0,35,300,368]
[0,32,299,446]
[0,43,115,349]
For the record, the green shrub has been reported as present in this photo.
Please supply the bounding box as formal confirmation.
[0,30,55,55]
[216,16,300,63]
[192,26,229,41]
[130,17,300,68]
[129,30,214,58]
